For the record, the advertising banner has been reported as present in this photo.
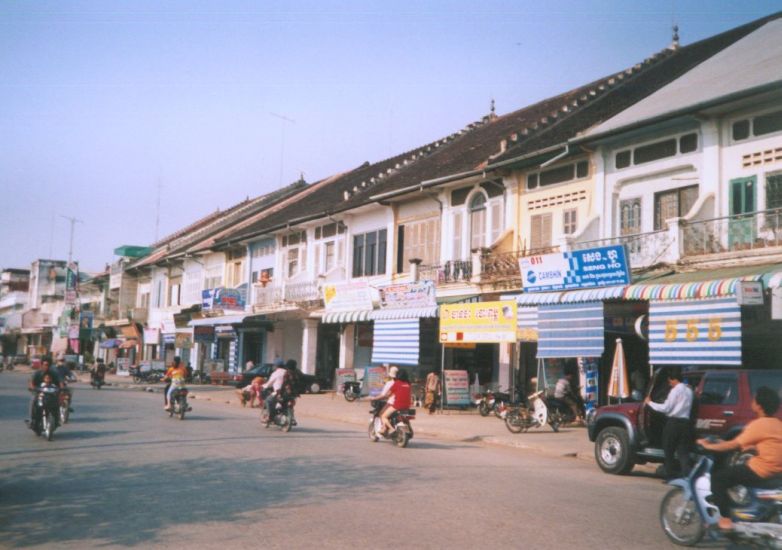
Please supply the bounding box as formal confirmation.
[175,333,193,349]
[363,366,387,397]
[143,328,160,345]
[193,325,215,343]
[324,281,373,312]
[439,301,517,343]
[214,288,246,311]
[378,280,436,309]
[443,369,470,406]
[116,357,131,377]
[65,262,79,305]
[520,245,630,293]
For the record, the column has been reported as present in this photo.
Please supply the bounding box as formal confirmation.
[300,318,319,375]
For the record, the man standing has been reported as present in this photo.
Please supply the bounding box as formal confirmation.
[424,371,440,414]
[644,366,694,479]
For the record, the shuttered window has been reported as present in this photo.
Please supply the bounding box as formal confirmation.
[400,217,440,272]
[530,213,552,250]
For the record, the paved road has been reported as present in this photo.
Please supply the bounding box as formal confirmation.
[0,371,707,549]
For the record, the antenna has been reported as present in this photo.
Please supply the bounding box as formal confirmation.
[270,112,295,187]
[59,214,84,264]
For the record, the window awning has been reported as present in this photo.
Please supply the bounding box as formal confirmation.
[188,313,252,327]
[506,285,626,306]
[371,319,420,366]
[321,310,374,324]
[369,306,438,320]
[537,302,605,358]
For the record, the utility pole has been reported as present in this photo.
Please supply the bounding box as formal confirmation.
[59,214,84,264]
[270,112,295,188]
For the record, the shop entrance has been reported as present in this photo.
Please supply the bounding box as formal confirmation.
[242,329,265,369]
[316,324,340,385]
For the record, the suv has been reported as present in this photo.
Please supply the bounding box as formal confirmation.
[589,369,782,475]
[233,364,325,394]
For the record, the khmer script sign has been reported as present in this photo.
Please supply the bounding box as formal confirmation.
[519,245,630,293]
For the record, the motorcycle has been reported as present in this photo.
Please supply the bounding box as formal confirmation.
[130,367,163,384]
[546,390,585,430]
[502,391,557,433]
[368,399,415,448]
[660,445,782,547]
[474,389,512,418]
[342,380,362,402]
[168,384,191,420]
[31,385,60,441]
[260,390,297,432]
[90,369,105,389]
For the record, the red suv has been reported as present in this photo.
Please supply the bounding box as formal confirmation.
[588,369,782,475]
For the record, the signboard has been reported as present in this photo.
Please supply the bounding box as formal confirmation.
[214,288,246,311]
[520,245,630,293]
[335,368,356,391]
[378,280,436,309]
[439,301,517,343]
[736,281,764,305]
[65,262,79,305]
[194,325,215,343]
[363,366,387,397]
[143,328,160,345]
[175,333,193,349]
[116,357,131,377]
[202,288,216,310]
[443,369,470,406]
[324,281,373,312]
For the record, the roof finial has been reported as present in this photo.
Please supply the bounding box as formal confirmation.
[490,98,496,118]
[670,24,680,50]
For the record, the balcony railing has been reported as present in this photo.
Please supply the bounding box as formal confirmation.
[253,280,321,308]
[130,307,148,322]
[682,207,782,256]
[572,230,674,269]
[419,260,472,284]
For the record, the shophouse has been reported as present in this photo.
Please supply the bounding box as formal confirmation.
[0,268,30,358]
[18,259,67,360]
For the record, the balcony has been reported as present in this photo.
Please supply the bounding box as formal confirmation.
[253,279,321,310]
[130,307,148,322]
[419,260,473,285]
[682,207,782,257]
[572,230,675,270]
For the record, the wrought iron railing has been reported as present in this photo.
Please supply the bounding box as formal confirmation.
[419,260,472,284]
[572,231,673,269]
[681,207,782,256]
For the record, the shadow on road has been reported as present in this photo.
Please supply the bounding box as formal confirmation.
[0,455,413,547]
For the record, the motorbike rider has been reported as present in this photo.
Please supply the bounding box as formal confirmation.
[27,359,62,428]
[92,358,107,385]
[372,366,412,435]
[262,358,288,424]
[55,357,75,412]
[554,370,584,424]
[162,356,188,411]
[697,386,782,532]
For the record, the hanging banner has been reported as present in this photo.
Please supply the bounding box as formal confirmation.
[439,301,517,343]
[579,357,599,414]
[520,245,630,293]
[378,280,436,309]
[193,325,215,343]
[65,262,79,305]
[537,302,605,358]
[443,369,470,406]
[324,281,373,312]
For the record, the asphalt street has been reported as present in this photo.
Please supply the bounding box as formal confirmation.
[0,372,727,549]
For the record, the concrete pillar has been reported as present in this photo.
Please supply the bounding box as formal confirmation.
[339,324,355,371]
[699,119,722,215]
[300,318,319,375]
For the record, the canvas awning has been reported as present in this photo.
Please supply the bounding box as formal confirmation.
[321,310,374,324]
[368,306,438,320]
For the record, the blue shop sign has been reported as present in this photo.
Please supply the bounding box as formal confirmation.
[519,245,630,293]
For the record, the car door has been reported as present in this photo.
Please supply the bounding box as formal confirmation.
[694,372,742,437]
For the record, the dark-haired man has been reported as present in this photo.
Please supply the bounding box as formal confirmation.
[698,386,782,531]
[645,366,694,480]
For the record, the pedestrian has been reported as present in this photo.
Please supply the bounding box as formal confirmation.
[644,366,694,480]
[424,370,441,414]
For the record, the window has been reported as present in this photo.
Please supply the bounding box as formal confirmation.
[398,217,440,272]
[679,133,698,154]
[654,185,699,230]
[287,248,299,278]
[563,209,577,235]
[313,222,345,274]
[453,211,463,260]
[469,193,487,250]
[620,198,642,236]
[699,375,738,406]
[251,268,273,284]
[527,173,539,189]
[155,280,163,308]
[282,231,307,278]
[634,138,677,165]
[227,261,243,287]
[733,120,750,141]
[169,283,181,307]
[352,229,387,277]
[252,239,275,257]
[139,292,150,309]
[616,151,631,169]
[530,213,552,250]
[767,174,782,210]
[451,187,471,206]
[754,110,782,136]
[527,159,590,190]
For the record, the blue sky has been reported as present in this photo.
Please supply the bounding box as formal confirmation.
[1,0,779,272]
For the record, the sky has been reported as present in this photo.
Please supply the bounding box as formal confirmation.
[1,0,779,273]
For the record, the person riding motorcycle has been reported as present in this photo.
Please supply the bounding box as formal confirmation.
[91,358,107,386]
[372,366,412,435]
[163,357,188,411]
[55,358,75,412]
[554,371,584,424]
[262,359,291,425]
[697,386,782,532]
[27,359,62,428]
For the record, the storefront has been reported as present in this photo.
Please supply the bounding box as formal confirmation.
[320,281,376,377]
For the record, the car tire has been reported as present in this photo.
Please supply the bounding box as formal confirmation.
[595,426,635,475]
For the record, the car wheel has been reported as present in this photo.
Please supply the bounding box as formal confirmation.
[309,382,320,394]
[595,426,635,475]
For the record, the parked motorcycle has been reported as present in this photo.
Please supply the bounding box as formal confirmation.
[546,391,585,431]
[31,385,60,441]
[168,385,191,420]
[503,391,553,433]
[90,369,105,389]
[660,445,782,547]
[130,367,163,384]
[260,390,297,432]
[368,399,415,448]
[342,381,362,402]
[474,389,512,418]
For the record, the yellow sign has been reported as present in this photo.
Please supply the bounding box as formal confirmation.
[444,342,477,349]
[439,301,517,344]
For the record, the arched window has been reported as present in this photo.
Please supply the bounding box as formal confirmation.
[469,192,487,250]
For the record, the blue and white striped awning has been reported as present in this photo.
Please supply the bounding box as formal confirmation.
[369,306,438,321]
[537,302,605,358]
[649,297,741,366]
[507,285,626,306]
[321,310,374,324]
[371,319,420,366]
[517,306,538,341]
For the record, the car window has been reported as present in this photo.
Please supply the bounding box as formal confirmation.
[749,372,782,401]
[700,374,738,405]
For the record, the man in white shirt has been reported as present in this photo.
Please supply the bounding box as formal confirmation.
[645,366,694,479]
[262,359,288,424]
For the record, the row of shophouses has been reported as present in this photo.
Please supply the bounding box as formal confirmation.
[3,13,782,403]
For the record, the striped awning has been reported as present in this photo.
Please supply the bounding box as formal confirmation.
[517,306,538,341]
[765,270,782,289]
[623,276,763,301]
[371,319,420,366]
[369,306,438,320]
[649,297,741,366]
[321,310,374,324]
[507,285,626,306]
[537,302,605,358]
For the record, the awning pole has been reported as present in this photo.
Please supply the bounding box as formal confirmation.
[440,343,445,414]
